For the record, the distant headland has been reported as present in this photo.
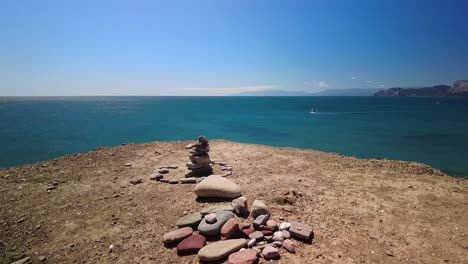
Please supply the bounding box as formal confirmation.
[374,80,468,97]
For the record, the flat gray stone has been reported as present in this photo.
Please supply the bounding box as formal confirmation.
[176,212,203,228]
[200,205,234,216]
[248,231,264,240]
[198,211,234,236]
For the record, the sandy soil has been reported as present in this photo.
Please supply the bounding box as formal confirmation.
[0,139,467,264]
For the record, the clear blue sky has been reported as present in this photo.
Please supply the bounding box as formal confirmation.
[1,0,467,95]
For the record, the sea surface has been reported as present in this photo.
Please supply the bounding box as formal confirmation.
[0,96,467,176]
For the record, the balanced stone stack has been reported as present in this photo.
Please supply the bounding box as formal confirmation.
[185,136,213,177]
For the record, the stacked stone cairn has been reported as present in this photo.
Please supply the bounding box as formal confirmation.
[163,198,315,263]
[185,136,213,178]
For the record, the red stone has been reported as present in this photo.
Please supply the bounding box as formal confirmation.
[260,230,273,235]
[176,234,206,254]
[228,249,258,264]
[289,221,314,241]
[241,226,255,236]
[283,239,296,253]
[221,218,239,239]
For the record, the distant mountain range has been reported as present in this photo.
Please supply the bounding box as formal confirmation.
[231,80,468,97]
[374,80,468,97]
[233,88,380,96]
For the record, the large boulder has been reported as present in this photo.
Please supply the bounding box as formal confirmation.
[194,175,242,198]
[198,239,247,262]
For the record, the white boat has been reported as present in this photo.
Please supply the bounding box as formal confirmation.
[309,107,315,114]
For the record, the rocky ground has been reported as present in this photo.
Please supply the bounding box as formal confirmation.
[0,139,467,263]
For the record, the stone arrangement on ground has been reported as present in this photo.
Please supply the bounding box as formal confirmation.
[163,198,314,262]
[147,136,234,184]
[156,136,314,262]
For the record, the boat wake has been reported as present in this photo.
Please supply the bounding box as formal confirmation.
[310,110,413,115]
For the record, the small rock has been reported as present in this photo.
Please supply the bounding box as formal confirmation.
[289,221,314,241]
[272,241,283,247]
[204,213,217,224]
[160,179,170,183]
[262,245,279,260]
[251,200,269,218]
[221,218,239,239]
[266,220,278,229]
[273,231,285,241]
[149,173,163,181]
[176,212,203,228]
[108,244,114,252]
[159,169,170,174]
[227,248,258,264]
[248,231,264,241]
[38,255,47,261]
[46,185,57,191]
[278,222,291,231]
[163,227,193,244]
[180,177,197,184]
[168,165,178,169]
[247,238,256,248]
[129,179,143,185]
[253,214,269,229]
[185,143,194,149]
[232,196,249,217]
[260,230,273,236]
[242,226,255,236]
[282,230,291,239]
[124,163,132,167]
[169,179,179,184]
[198,239,247,262]
[282,239,295,253]
[217,162,227,166]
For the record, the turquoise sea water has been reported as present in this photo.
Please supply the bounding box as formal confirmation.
[0,96,467,176]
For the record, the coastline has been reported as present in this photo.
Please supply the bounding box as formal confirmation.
[1,139,467,263]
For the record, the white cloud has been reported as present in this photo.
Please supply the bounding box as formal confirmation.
[172,85,278,96]
[351,76,357,80]
[365,80,373,83]
[378,84,385,88]
[318,81,329,87]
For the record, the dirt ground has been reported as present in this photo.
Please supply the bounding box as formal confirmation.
[1,139,467,264]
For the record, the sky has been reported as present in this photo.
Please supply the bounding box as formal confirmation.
[1,0,467,96]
